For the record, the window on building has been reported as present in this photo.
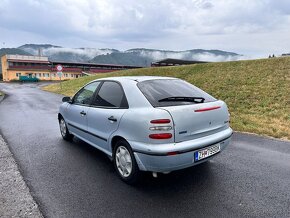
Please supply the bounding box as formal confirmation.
[16,73,21,77]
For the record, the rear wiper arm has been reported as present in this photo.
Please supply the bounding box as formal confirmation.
[158,96,205,103]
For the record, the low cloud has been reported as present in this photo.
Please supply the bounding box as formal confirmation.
[43,47,115,59]
[137,50,242,62]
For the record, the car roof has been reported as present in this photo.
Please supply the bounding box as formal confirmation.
[93,76,177,83]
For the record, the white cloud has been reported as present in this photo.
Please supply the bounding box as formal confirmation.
[0,0,290,57]
[42,47,114,58]
[136,49,241,62]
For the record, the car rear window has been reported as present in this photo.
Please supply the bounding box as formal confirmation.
[137,79,216,107]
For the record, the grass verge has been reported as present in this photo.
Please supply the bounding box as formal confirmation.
[42,57,290,140]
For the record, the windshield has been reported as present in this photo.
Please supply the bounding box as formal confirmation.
[137,79,216,107]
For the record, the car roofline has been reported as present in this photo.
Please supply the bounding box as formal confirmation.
[91,76,178,83]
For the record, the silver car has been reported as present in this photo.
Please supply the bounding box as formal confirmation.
[58,76,232,183]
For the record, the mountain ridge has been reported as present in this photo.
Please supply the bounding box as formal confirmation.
[0,44,242,68]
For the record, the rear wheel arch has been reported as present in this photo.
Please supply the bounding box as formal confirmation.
[111,135,127,152]
[111,136,141,184]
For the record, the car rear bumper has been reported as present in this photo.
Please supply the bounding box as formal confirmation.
[129,127,233,172]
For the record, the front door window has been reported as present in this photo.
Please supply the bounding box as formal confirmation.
[73,82,101,105]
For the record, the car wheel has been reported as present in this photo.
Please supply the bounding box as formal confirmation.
[113,139,141,184]
[59,117,73,141]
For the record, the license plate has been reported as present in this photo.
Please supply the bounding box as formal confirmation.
[194,143,221,162]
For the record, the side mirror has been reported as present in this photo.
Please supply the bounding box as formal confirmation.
[62,96,72,103]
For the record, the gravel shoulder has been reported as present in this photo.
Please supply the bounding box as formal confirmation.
[0,92,42,217]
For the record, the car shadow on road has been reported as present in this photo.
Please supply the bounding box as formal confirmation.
[135,162,215,190]
[69,137,217,191]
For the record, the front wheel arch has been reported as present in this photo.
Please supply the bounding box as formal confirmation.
[58,113,63,122]
[58,115,73,141]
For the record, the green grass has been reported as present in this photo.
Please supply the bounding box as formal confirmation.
[43,57,290,140]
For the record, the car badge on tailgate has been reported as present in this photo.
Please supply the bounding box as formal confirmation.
[179,131,187,134]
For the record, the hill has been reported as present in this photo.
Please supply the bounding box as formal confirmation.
[16,44,242,67]
[90,48,241,66]
[43,57,290,140]
[0,48,31,57]
[18,44,117,62]
[89,51,153,66]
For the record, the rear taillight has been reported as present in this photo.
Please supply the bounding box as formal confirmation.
[149,119,172,139]
[149,126,172,131]
[150,119,171,124]
[149,133,172,139]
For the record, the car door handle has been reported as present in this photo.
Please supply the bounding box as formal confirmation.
[108,116,117,122]
[80,111,86,116]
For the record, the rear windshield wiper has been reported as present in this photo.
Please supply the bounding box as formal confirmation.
[158,96,205,103]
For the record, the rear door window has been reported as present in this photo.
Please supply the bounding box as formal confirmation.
[92,81,128,108]
[137,79,216,107]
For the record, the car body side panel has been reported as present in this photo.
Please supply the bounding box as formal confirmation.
[86,107,127,152]
[62,103,89,139]
[110,108,174,146]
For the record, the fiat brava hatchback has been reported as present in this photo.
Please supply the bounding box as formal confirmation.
[58,76,232,183]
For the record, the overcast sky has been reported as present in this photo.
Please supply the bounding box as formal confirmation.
[0,0,290,57]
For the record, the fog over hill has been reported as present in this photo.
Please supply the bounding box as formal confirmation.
[127,48,241,63]
[18,44,117,63]
[0,44,243,68]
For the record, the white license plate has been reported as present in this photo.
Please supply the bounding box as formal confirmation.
[194,143,221,162]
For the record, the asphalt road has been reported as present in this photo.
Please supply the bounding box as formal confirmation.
[0,82,289,218]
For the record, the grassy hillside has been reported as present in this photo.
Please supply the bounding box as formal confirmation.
[43,57,290,140]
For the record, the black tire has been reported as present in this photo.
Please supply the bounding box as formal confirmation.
[113,139,141,184]
[59,117,73,141]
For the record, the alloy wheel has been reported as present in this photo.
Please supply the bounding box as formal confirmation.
[115,146,133,177]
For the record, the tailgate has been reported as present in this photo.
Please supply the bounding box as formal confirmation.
[161,100,230,142]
